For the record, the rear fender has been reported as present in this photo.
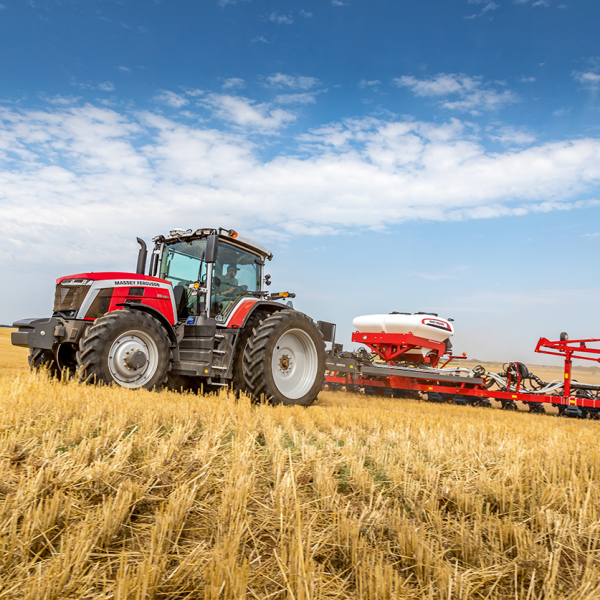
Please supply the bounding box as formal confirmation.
[225,299,291,330]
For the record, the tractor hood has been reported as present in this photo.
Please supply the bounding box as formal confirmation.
[56,272,168,285]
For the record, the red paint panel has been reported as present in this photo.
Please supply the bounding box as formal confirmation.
[57,272,169,285]
[227,299,258,328]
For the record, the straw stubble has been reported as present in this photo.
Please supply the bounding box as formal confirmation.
[0,339,599,598]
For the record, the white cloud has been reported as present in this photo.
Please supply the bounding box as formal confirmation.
[154,90,189,108]
[201,94,297,132]
[118,66,131,73]
[268,12,293,24]
[359,79,381,89]
[394,73,520,114]
[581,233,600,238]
[41,95,83,105]
[184,88,205,97]
[274,92,319,105]
[266,73,319,90]
[300,9,313,17]
[489,126,536,146]
[553,107,571,116]
[252,36,270,44]
[519,77,536,83]
[222,78,246,90]
[466,0,500,17]
[74,81,115,92]
[2,103,600,275]
[97,82,115,92]
[573,70,600,90]
[0,4,8,9]
[331,0,345,5]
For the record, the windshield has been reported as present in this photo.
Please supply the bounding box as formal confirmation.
[159,238,262,319]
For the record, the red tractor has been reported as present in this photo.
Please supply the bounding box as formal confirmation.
[11,228,327,406]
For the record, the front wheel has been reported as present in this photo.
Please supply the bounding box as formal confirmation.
[76,309,172,390]
[242,311,325,406]
[29,348,59,377]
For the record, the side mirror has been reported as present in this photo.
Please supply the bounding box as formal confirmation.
[206,234,219,263]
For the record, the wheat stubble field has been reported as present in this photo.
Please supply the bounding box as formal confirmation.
[1,328,599,599]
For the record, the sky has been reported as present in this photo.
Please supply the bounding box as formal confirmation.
[1,0,600,366]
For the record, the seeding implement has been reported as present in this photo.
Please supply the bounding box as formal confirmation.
[12,228,325,405]
[322,313,600,419]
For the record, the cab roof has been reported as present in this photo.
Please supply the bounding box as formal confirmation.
[153,228,273,260]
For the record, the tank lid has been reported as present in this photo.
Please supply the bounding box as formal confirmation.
[415,311,438,316]
[389,312,411,315]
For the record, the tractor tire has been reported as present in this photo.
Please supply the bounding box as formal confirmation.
[28,348,59,377]
[231,311,265,396]
[76,309,172,390]
[242,311,325,406]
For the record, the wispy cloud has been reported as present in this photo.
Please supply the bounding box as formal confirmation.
[553,107,571,116]
[581,232,600,238]
[0,4,7,9]
[73,81,115,92]
[465,0,500,18]
[359,79,381,90]
[154,90,189,108]
[489,125,536,145]
[222,78,246,90]
[266,73,319,90]
[201,94,297,132]
[331,0,345,5]
[118,66,131,73]
[252,36,270,44]
[393,73,520,114]
[299,9,313,17]
[274,92,320,104]
[268,12,293,25]
[519,77,536,83]
[573,59,600,90]
[40,94,83,105]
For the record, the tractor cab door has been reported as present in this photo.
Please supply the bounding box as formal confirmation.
[213,241,262,320]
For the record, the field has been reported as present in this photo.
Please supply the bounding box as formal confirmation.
[1,328,600,599]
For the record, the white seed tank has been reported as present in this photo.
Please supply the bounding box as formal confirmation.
[353,313,454,343]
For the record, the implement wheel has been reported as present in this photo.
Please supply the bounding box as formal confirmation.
[77,309,171,389]
[242,311,325,406]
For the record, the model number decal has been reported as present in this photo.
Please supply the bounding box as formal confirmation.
[115,280,161,287]
[422,318,452,331]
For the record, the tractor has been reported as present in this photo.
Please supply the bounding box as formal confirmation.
[11,228,326,406]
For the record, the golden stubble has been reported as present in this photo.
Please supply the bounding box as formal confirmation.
[1,329,600,599]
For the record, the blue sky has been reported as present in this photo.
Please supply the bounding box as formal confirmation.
[1,0,600,364]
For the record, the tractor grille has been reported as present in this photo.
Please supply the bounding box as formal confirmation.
[53,280,93,312]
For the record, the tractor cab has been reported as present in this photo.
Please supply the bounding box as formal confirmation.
[153,229,269,323]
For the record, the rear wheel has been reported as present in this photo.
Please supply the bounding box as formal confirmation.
[242,311,325,406]
[231,312,264,395]
[77,309,171,390]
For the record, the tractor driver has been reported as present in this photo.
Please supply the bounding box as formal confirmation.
[218,264,240,299]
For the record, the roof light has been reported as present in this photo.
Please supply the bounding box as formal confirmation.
[228,229,238,238]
